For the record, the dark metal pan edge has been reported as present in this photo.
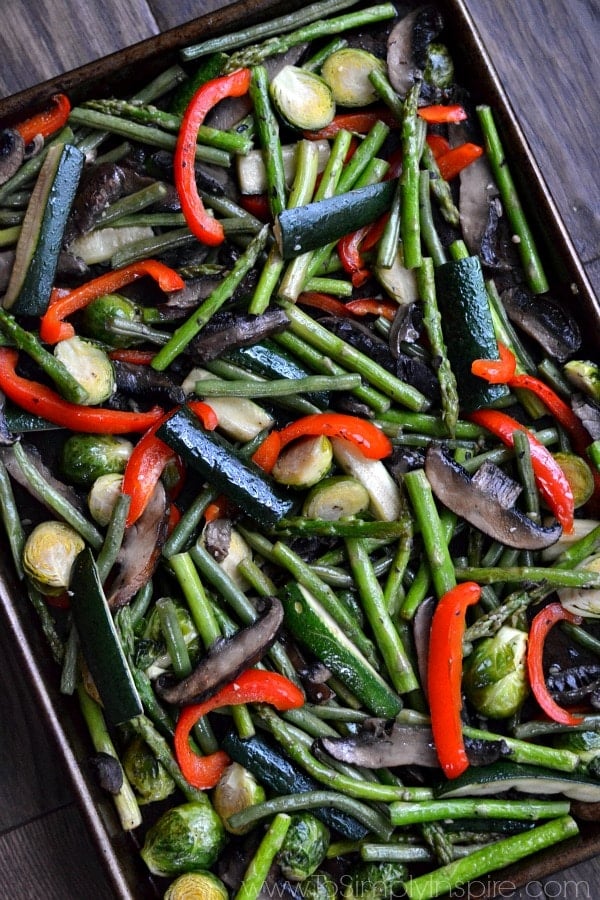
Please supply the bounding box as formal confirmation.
[0,1,598,897]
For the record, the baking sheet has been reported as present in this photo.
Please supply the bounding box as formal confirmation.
[0,0,599,896]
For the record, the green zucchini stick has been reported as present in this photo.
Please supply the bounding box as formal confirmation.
[476,104,549,294]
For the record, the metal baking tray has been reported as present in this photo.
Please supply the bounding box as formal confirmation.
[1,1,599,897]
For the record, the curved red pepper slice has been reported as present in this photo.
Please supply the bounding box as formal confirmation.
[426,134,451,159]
[40,259,184,344]
[122,400,217,526]
[528,602,584,726]
[174,669,304,789]
[15,93,71,144]
[297,291,349,317]
[345,298,398,321]
[468,408,575,533]
[175,68,252,246]
[428,581,481,779]
[302,107,398,139]
[254,413,392,475]
[0,348,164,434]
[472,343,592,454]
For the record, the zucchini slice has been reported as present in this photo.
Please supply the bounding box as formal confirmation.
[4,142,85,315]
[280,581,402,718]
[157,404,296,527]
[434,255,510,412]
[274,179,397,259]
[435,760,600,803]
[69,547,142,726]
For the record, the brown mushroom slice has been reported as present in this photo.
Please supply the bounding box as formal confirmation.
[317,722,439,769]
[0,129,25,186]
[106,480,170,609]
[424,446,562,550]
[155,595,285,706]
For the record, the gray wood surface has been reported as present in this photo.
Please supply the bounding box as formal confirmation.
[0,1,598,898]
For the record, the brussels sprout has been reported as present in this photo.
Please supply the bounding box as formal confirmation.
[558,553,600,618]
[321,48,386,107]
[553,451,595,508]
[423,42,454,88]
[563,359,600,403]
[122,736,176,805]
[462,626,529,718]
[81,292,144,348]
[164,871,229,900]
[60,433,133,487]
[343,861,408,900]
[212,762,266,834]
[302,872,338,900]
[54,335,115,405]
[272,435,333,488]
[140,799,227,877]
[23,520,85,595]
[277,813,329,881]
[270,65,335,131]
[303,475,371,520]
[88,473,124,526]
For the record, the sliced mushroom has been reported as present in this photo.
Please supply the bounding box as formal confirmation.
[500,285,581,362]
[0,129,25,186]
[386,6,443,97]
[113,360,185,406]
[424,445,562,550]
[186,308,290,363]
[155,595,285,706]
[316,721,440,769]
[106,480,170,608]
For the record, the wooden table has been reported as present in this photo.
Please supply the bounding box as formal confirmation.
[0,1,598,897]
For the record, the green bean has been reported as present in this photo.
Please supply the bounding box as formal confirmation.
[418,256,458,435]
[95,493,130,584]
[346,537,419,694]
[418,171,447,267]
[456,565,600,588]
[195,372,360,398]
[156,597,192,678]
[477,105,549,295]
[0,457,25,578]
[420,141,460,227]
[391,798,570,827]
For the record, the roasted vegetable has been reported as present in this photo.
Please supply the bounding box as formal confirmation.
[462,626,529,719]
[140,800,227,877]
[278,813,330,881]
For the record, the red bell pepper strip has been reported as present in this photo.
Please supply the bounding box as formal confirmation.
[14,93,71,144]
[417,104,468,124]
[436,143,484,181]
[472,343,592,454]
[527,602,584,726]
[428,581,481,779]
[426,134,451,159]
[175,68,252,246]
[174,668,305,789]
[239,192,272,222]
[302,107,398,139]
[40,259,184,344]
[254,412,393,475]
[0,348,164,434]
[338,224,376,288]
[468,408,575,533]
[344,298,398,321]
[122,400,217,526]
[297,291,349,317]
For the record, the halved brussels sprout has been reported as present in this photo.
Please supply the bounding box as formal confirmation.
[462,626,529,719]
[423,42,454,88]
[163,872,228,900]
[321,48,385,107]
[212,762,266,834]
[88,473,124,526]
[22,520,85,595]
[54,335,115,405]
[554,451,595,508]
[270,65,336,131]
[272,434,333,488]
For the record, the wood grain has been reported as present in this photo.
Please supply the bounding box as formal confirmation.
[0,0,598,898]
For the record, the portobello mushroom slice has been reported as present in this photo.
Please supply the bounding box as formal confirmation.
[500,284,581,362]
[0,129,25,186]
[186,308,290,364]
[106,480,169,608]
[424,445,562,550]
[316,721,440,769]
[155,596,285,705]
